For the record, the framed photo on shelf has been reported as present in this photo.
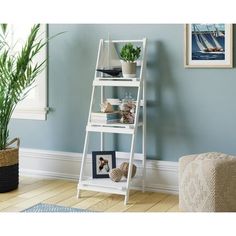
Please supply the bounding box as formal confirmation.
[92,151,116,178]
[184,24,233,68]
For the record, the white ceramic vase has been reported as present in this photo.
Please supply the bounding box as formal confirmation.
[121,61,136,78]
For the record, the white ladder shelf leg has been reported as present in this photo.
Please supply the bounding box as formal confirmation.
[77,130,90,198]
[124,133,136,204]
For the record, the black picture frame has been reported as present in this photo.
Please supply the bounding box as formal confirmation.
[92,151,116,178]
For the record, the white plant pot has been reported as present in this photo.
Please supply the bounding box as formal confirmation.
[121,61,136,78]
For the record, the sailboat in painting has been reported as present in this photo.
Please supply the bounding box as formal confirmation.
[96,35,122,76]
[214,24,225,37]
[192,24,225,60]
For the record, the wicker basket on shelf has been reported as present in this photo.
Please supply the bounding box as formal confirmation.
[0,138,20,193]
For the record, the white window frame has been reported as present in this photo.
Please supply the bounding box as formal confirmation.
[10,24,48,120]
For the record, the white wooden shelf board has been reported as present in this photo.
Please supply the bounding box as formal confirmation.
[86,122,142,134]
[104,39,144,43]
[88,122,142,128]
[105,99,144,106]
[86,125,134,134]
[78,184,126,195]
[79,178,126,195]
[93,80,140,87]
[79,177,141,195]
[95,77,139,81]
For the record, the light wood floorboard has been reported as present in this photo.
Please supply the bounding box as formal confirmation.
[125,192,168,212]
[0,177,179,212]
[147,195,179,212]
[167,203,180,212]
[105,191,153,212]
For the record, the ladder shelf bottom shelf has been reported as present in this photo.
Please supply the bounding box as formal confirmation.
[78,177,141,195]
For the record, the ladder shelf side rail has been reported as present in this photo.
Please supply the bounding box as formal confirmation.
[78,39,103,197]
[141,38,147,192]
[124,38,146,204]
[124,82,143,204]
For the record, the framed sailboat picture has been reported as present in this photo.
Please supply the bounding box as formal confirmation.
[184,24,233,68]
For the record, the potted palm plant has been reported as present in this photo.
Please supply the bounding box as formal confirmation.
[120,43,141,78]
[0,24,47,192]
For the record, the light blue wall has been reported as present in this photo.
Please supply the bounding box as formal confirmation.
[9,24,236,161]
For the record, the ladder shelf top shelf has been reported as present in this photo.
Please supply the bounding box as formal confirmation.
[104,39,146,43]
[95,77,140,81]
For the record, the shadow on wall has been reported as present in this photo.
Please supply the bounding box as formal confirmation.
[146,41,161,160]
[148,40,195,161]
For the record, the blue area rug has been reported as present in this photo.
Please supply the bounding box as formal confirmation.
[23,203,90,212]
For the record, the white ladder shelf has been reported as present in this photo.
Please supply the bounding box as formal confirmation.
[77,38,147,205]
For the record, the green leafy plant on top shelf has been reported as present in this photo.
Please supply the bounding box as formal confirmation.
[0,24,47,149]
[119,43,141,78]
[120,43,141,62]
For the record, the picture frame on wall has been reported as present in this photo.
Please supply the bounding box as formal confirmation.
[92,151,116,178]
[184,24,233,68]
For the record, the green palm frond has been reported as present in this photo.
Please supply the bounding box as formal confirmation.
[0,24,47,149]
[0,24,7,35]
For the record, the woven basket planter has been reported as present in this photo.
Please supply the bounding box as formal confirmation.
[0,138,19,193]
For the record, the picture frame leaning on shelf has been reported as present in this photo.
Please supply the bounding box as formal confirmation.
[92,151,116,178]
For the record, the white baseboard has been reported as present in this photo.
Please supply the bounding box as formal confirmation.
[19,148,179,194]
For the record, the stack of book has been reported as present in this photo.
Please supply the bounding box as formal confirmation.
[90,112,121,124]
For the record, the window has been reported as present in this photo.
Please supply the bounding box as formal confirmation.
[8,24,48,120]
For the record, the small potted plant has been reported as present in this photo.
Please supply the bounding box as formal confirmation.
[120,43,141,78]
[0,24,47,192]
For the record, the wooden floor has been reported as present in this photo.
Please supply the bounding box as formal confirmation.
[0,176,179,212]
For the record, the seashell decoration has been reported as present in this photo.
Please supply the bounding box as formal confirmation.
[109,168,123,182]
[119,162,137,178]
[100,101,113,113]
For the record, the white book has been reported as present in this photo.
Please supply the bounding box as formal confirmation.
[91,111,120,117]
[90,116,120,121]
[90,119,120,124]
[91,112,120,120]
